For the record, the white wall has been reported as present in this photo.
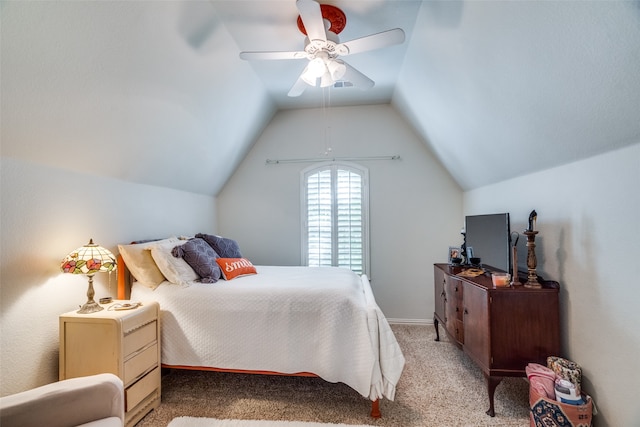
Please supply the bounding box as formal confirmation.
[0,157,217,396]
[217,104,463,321]
[1,0,274,197]
[463,143,640,427]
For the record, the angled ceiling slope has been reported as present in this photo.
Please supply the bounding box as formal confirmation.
[2,1,639,197]
[394,0,640,190]
[2,1,276,196]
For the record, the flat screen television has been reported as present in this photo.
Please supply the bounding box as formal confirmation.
[465,213,511,272]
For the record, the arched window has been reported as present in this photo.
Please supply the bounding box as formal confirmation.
[301,162,369,275]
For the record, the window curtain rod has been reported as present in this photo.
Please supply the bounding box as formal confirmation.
[265,155,400,165]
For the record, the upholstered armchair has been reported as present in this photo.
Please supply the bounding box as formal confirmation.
[0,373,124,427]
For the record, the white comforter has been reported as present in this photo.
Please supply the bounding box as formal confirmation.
[130,266,404,401]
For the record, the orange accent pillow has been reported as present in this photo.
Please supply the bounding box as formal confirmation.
[215,258,257,280]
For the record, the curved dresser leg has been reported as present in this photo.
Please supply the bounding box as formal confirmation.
[434,316,440,341]
[485,375,503,417]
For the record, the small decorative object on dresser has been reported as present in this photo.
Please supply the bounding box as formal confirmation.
[460,227,468,265]
[59,301,161,427]
[466,246,474,262]
[524,209,541,288]
[510,232,520,286]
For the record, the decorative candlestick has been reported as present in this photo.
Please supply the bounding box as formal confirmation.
[524,230,540,288]
[460,228,467,265]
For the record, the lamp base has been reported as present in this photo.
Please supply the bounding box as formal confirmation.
[77,300,104,314]
[77,274,104,314]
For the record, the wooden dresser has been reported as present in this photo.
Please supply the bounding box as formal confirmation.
[433,264,560,416]
[59,301,161,426]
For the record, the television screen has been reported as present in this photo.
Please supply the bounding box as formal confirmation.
[465,213,511,272]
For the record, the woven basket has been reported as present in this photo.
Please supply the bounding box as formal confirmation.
[529,387,593,427]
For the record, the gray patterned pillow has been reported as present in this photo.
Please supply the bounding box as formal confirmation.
[172,238,221,283]
[196,233,243,258]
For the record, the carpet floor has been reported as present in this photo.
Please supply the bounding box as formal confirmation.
[136,324,531,426]
[168,417,375,427]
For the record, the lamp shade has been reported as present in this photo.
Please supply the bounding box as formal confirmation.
[301,64,318,86]
[61,239,116,275]
[327,59,346,81]
[306,57,327,79]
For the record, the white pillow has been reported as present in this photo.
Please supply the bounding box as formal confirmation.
[118,237,180,289]
[148,240,198,286]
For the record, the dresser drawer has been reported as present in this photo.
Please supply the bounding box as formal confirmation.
[125,366,160,411]
[123,320,157,356]
[124,343,158,385]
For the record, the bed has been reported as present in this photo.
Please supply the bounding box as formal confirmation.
[116,235,405,417]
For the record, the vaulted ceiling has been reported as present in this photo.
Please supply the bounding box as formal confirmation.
[2,1,639,196]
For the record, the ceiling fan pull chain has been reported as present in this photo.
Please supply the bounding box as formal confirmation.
[322,87,333,157]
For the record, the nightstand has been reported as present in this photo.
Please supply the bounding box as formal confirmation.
[59,301,161,427]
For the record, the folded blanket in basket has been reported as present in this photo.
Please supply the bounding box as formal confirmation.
[526,363,556,399]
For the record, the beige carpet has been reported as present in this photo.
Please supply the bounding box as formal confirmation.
[137,324,531,427]
[168,418,375,427]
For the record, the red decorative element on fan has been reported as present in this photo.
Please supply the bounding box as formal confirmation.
[297,4,346,35]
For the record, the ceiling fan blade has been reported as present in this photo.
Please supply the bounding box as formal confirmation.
[239,50,307,61]
[337,28,405,56]
[288,76,308,97]
[342,61,374,89]
[296,0,326,43]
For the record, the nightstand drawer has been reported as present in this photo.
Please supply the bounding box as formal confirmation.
[124,320,157,356]
[121,306,158,334]
[124,343,158,385]
[126,366,160,411]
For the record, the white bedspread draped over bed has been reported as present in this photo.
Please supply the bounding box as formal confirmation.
[130,266,405,401]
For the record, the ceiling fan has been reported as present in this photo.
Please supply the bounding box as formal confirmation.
[239,0,405,97]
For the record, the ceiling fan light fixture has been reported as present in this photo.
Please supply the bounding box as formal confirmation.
[320,70,335,87]
[307,57,327,78]
[301,65,318,86]
[327,59,346,80]
[301,75,318,86]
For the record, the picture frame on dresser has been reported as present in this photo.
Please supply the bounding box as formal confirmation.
[448,246,461,264]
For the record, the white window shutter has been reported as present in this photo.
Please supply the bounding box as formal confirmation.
[302,162,368,276]
[307,169,333,268]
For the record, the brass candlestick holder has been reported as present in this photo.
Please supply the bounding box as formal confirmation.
[524,230,541,288]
